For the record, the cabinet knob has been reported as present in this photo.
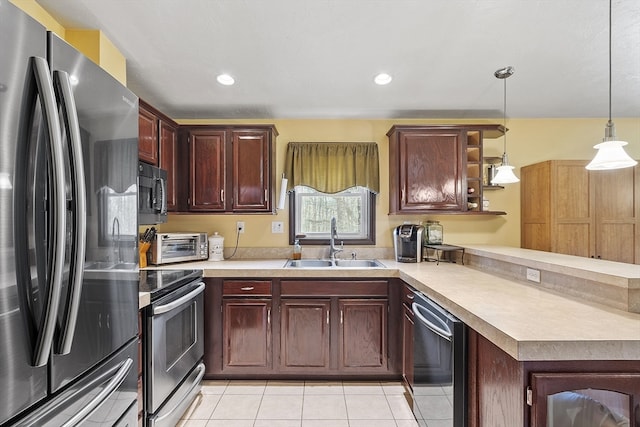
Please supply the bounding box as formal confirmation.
[240,286,255,291]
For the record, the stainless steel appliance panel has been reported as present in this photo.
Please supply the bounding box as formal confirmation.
[145,280,205,413]
[147,362,205,427]
[0,3,50,422]
[47,32,139,393]
[0,2,139,424]
[138,161,168,225]
[9,338,138,427]
[412,291,467,427]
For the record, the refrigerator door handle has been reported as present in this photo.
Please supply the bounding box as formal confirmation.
[53,69,87,355]
[61,358,134,427]
[31,56,67,367]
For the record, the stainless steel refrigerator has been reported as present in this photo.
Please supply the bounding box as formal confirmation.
[1,1,140,425]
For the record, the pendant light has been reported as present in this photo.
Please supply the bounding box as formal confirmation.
[585,0,637,170]
[491,66,520,184]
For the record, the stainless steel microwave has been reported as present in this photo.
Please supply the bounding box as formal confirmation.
[138,161,168,225]
[149,232,209,265]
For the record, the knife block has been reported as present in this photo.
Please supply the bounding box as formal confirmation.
[139,242,151,268]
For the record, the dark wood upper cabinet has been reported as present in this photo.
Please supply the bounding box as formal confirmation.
[232,130,271,211]
[189,130,226,212]
[159,120,178,211]
[138,100,180,211]
[184,125,277,213]
[138,104,158,165]
[388,125,505,214]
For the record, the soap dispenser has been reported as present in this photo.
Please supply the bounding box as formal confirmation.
[292,239,302,260]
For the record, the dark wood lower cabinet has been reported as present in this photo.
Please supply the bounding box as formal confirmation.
[203,278,396,379]
[339,299,387,371]
[222,299,272,372]
[280,299,331,370]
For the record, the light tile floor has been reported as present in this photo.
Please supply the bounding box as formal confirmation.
[178,380,419,427]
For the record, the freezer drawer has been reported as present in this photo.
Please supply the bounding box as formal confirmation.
[9,339,138,427]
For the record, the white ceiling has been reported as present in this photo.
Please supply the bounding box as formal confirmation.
[37,0,640,120]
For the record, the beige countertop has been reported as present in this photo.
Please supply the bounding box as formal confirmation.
[142,247,640,362]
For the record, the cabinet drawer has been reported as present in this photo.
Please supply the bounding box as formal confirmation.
[281,280,387,297]
[223,280,272,296]
[402,283,416,308]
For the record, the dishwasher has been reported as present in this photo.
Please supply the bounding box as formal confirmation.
[411,290,468,427]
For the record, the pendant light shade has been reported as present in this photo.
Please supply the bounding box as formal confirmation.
[586,0,637,171]
[492,66,519,185]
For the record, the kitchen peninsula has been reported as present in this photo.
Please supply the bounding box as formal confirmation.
[141,245,640,426]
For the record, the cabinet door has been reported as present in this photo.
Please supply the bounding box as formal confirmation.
[552,162,592,258]
[530,372,640,427]
[339,299,387,371]
[231,130,271,212]
[397,130,464,212]
[138,105,158,165]
[159,121,178,211]
[280,299,331,371]
[222,299,271,369]
[189,130,226,211]
[592,166,638,263]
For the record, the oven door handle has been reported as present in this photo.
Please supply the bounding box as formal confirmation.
[154,282,205,315]
[412,302,452,341]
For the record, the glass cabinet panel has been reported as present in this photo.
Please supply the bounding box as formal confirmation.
[530,372,640,427]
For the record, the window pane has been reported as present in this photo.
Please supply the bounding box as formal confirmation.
[294,186,371,241]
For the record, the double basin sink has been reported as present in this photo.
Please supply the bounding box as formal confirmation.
[84,261,138,271]
[284,259,385,268]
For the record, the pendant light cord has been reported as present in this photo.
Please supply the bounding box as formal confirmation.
[608,0,612,124]
[503,77,507,154]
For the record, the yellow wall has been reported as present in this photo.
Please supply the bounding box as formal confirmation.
[9,0,127,85]
[160,117,640,249]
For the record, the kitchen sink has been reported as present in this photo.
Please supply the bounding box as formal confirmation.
[85,261,137,271]
[284,259,385,268]
[333,259,385,268]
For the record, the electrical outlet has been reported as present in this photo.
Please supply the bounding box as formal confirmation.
[236,221,245,234]
[272,221,284,233]
[526,268,541,283]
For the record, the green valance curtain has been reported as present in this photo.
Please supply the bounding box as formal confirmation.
[284,142,380,194]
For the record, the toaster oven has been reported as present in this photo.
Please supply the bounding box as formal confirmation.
[148,232,209,265]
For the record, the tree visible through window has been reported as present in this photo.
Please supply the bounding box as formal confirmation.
[290,186,375,245]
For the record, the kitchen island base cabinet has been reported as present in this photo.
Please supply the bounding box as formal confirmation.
[468,329,640,427]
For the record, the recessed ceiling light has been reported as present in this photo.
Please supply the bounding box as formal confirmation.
[69,75,79,85]
[216,74,235,86]
[374,73,392,85]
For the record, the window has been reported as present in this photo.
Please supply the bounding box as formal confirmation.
[289,186,375,245]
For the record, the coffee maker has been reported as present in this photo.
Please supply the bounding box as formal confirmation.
[393,224,425,263]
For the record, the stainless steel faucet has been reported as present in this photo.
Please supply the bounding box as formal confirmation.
[112,217,121,263]
[329,217,343,261]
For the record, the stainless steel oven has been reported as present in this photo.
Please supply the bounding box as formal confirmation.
[141,270,205,427]
[411,290,467,427]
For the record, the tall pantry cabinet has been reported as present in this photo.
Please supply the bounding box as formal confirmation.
[520,160,639,264]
